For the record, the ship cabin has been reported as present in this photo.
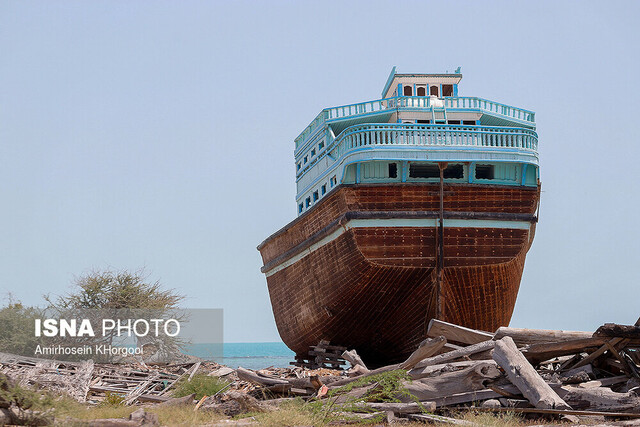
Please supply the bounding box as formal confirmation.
[294,67,539,215]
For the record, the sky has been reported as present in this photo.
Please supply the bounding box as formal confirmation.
[0,1,639,342]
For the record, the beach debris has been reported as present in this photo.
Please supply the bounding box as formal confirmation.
[291,340,347,370]
[2,318,640,425]
[229,317,640,424]
[199,391,275,417]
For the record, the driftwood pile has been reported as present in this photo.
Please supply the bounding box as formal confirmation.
[291,340,347,370]
[0,351,202,405]
[235,318,640,424]
[2,318,640,424]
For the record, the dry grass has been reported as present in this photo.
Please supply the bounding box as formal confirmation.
[10,381,561,427]
[48,395,226,426]
[247,398,325,426]
[148,406,227,426]
[172,373,229,400]
[457,410,527,425]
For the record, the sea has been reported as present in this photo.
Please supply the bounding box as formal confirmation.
[183,342,295,370]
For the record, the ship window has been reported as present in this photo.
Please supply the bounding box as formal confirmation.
[430,86,439,96]
[443,164,464,179]
[312,149,316,156]
[388,163,398,178]
[403,86,413,96]
[447,120,461,125]
[304,156,308,164]
[443,84,453,97]
[313,191,319,202]
[321,184,327,195]
[297,163,301,171]
[410,163,440,178]
[476,164,494,180]
[330,176,337,187]
[319,141,324,150]
[417,86,426,96]
[305,197,311,207]
[417,119,431,124]
[298,203,303,213]
[463,120,476,125]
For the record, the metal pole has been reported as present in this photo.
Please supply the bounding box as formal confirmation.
[436,163,446,319]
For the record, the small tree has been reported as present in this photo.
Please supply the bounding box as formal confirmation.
[45,269,188,362]
[47,269,184,310]
[0,299,44,356]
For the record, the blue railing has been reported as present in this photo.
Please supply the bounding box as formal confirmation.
[295,96,535,150]
[332,124,538,158]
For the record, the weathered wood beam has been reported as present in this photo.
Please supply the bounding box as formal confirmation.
[408,360,493,380]
[521,337,607,364]
[400,361,501,402]
[432,389,503,407]
[558,385,640,413]
[413,340,496,370]
[236,367,290,387]
[427,319,492,345]
[341,350,368,371]
[462,406,640,419]
[493,336,571,410]
[594,323,640,339]
[494,327,591,346]
[574,375,628,389]
[407,413,478,425]
[399,336,447,370]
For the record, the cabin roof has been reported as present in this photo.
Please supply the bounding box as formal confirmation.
[381,66,462,98]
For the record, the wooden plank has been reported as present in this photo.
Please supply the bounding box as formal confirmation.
[427,319,492,345]
[493,336,571,410]
[558,385,640,413]
[341,350,368,371]
[413,340,496,370]
[494,327,592,346]
[461,406,640,419]
[594,323,640,339]
[572,337,623,369]
[187,362,201,382]
[125,372,160,405]
[399,336,447,370]
[137,394,171,403]
[575,375,628,389]
[522,337,607,364]
[401,362,502,403]
[407,413,477,425]
[310,344,347,352]
[409,361,497,381]
[432,389,503,407]
[605,342,631,375]
[308,351,344,357]
[236,367,289,387]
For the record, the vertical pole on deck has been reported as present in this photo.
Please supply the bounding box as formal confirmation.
[436,162,446,320]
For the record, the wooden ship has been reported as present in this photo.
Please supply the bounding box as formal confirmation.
[258,68,540,366]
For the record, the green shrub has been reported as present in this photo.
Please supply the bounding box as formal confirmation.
[173,374,228,400]
[101,392,126,407]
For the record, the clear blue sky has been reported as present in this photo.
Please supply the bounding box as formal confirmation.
[1,1,638,342]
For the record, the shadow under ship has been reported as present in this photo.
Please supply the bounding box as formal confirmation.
[258,68,540,366]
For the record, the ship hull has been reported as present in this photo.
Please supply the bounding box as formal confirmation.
[258,183,539,366]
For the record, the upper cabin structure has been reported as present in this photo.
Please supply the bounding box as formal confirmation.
[294,67,539,215]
